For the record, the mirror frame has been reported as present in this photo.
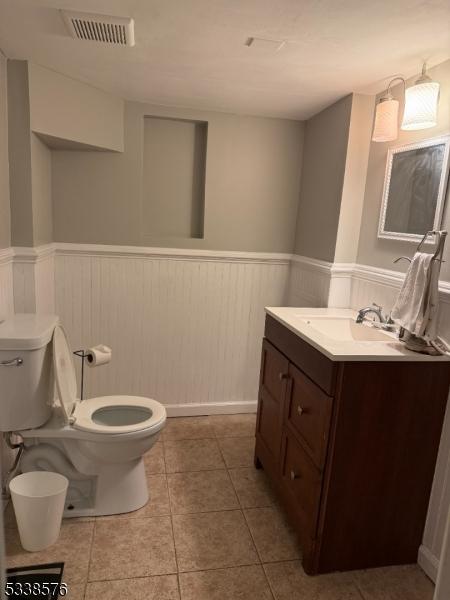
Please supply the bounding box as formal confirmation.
[378,134,450,243]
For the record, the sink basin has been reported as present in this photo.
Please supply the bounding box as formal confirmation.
[299,316,393,342]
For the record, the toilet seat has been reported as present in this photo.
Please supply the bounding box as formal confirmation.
[72,395,165,434]
[52,326,165,435]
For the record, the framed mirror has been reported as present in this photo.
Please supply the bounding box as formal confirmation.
[378,135,450,242]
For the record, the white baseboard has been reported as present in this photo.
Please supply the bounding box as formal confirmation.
[164,401,258,417]
[418,544,439,583]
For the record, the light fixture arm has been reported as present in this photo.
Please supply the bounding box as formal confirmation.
[385,76,406,98]
[415,61,432,85]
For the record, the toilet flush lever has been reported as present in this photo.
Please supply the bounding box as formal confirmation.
[0,357,23,367]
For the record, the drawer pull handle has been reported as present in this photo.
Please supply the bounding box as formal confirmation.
[297,406,304,416]
[290,470,300,481]
[279,372,289,381]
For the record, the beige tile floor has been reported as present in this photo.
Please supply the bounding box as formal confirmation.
[4,414,434,600]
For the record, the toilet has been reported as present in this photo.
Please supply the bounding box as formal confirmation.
[0,314,166,518]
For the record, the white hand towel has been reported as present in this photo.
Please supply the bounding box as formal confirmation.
[391,252,440,341]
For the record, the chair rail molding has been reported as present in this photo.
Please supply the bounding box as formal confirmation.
[288,253,450,307]
[54,242,292,264]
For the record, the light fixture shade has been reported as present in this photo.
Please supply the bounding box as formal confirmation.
[372,98,399,142]
[401,80,440,130]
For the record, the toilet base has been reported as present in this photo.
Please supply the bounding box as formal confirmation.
[63,458,149,518]
[20,441,150,518]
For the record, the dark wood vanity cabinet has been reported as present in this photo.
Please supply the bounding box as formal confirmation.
[254,315,450,575]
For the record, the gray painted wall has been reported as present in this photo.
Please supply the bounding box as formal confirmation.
[334,94,374,264]
[0,53,10,248]
[143,117,206,239]
[7,61,54,247]
[357,59,450,281]
[52,101,304,253]
[31,133,52,246]
[7,60,33,246]
[28,63,124,152]
[293,94,353,262]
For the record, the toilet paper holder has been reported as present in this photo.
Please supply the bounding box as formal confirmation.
[73,345,112,400]
[73,349,89,400]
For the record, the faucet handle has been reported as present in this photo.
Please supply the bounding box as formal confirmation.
[385,313,395,325]
[372,302,382,310]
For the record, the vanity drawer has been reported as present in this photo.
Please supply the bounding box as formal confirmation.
[264,315,337,395]
[260,339,289,404]
[286,363,333,469]
[281,430,322,539]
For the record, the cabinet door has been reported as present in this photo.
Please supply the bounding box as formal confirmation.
[286,363,333,469]
[256,339,289,464]
[281,429,322,540]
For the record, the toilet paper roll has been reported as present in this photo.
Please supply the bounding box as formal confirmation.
[86,345,112,368]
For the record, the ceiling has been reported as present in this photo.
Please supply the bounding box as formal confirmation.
[0,0,449,120]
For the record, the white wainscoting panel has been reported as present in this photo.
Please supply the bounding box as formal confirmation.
[35,252,55,314]
[54,246,290,414]
[287,255,331,307]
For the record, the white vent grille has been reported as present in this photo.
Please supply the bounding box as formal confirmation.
[61,10,135,46]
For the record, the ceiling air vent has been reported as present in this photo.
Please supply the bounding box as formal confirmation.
[61,10,135,46]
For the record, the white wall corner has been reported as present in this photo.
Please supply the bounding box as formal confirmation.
[418,544,439,583]
[327,263,354,308]
[0,248,14,320]
[288,255,332,307]
[12,244,56,313]
[13,261,36,313]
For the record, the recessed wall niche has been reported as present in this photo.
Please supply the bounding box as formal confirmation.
[142,116,207,239]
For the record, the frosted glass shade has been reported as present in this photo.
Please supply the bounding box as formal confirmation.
[401,81,440,130]
[372,98,399,142]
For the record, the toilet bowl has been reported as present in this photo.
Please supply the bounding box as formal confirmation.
[15,324,166,518]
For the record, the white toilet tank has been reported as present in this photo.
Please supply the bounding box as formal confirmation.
[0,314,59,432]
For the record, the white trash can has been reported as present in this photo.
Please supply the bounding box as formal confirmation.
[9,471,68,552]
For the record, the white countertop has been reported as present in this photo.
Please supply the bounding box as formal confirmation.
[266,307,450,362]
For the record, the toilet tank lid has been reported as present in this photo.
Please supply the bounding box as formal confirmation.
[0,314,59,350]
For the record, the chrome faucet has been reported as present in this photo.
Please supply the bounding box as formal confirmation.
[356,303,395,330]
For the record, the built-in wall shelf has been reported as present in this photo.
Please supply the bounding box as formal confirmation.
[142,116,207,240]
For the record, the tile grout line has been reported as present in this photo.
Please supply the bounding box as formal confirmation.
[222,466,241,508]
[162,434,183,599]
[260,563,278,600]
[87,504,286,524]
[83,516,97,596]
[227,466,246,510]
[238,505,277,600]
[169,514,182,599]
[84,559,308,585]
[241,505,265,566]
